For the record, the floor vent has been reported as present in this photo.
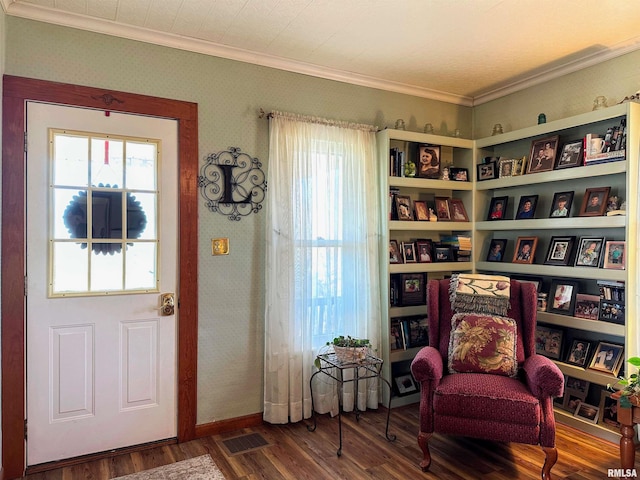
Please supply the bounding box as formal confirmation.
[220,432,270,456]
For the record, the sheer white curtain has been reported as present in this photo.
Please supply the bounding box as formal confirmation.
[264,111,381,424]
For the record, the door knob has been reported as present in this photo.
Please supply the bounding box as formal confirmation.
[160,293,175,316]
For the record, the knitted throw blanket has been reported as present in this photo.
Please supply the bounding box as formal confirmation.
[449,273,511,316]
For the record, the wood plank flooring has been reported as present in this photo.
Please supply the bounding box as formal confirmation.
[21,403,635,479]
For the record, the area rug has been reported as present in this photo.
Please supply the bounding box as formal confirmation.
[112,455,225,480]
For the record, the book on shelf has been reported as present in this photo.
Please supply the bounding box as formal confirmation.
[403,316,429,349]
[390,318,404,350]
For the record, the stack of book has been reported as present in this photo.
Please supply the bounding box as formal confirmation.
[390,315,429,350]
[597,279,625,324]
[583,118,626,165]
[439,234,472,261]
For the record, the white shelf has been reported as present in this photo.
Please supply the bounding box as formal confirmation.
[475,216,626,231]
[390,347,423,363]
[390,262,472,274]
[390,305,427,317]
[389,220,471,231]
[538,312,625,337]
[390,392,421,408]
[389,176,473,191]
[554,409,620,444]
[475,262,627,281]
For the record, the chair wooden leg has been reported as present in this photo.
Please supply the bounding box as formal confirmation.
[417,432,432,472]
[541,446,557,480]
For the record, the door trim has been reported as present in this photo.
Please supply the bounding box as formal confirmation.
[1,75,199,479]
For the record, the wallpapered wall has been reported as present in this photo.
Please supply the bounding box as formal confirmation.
[3,16,470,424]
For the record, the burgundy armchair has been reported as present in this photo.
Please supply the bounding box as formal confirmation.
[411,278,564,480]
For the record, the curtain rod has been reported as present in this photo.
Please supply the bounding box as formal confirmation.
[258,108,378,132]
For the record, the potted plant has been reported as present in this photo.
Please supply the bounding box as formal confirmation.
[610,356,640,408]
[327,335,371,363]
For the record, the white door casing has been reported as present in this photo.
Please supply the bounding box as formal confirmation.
[26,103,178,465]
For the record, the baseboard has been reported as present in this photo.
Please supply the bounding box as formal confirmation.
[194,412,263,438]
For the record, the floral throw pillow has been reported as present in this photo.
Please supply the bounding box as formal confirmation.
[448,313,518,377]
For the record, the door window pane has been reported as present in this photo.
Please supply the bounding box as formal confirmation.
[126,141,157,191]
[125,242,157,290]
[52,134,89,187]
[52,242,89,293]
[91,246,124,291]
[91,138,123,187]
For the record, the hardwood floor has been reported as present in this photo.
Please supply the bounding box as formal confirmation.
[21,403,634,479]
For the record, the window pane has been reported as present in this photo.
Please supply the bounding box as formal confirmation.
[52,242,88,293]
[53,134,89,187]
[129,192,156,240]
[91,191,125,240]
[91,138,123,187]
[91,245,123,291]
[125,242,157,290]
[126,141,157,190]
[54,189,87,240]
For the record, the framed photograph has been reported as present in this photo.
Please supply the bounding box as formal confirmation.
[527,135,559,174]
[477,161,497,181]
[498,158,514,178]
[487,196,508,220]
[395,195,414,221]
[413,200,429,221]
[599,390,621,431]
[512,156,527,176]
[435,197,451,221]
[399,273,426,306]
[450,167,469,182]
[565,376,590,400]
[574,237,605,267]
[401,241,417,263]
[574,402,600,424]
[534,325,563,360]
[403,316,429,348]
[565,340,592,367]
[416,240,433,263]
[513,276,543,292]
[449,198,469,222]
[515,195,538,219]
[556,140,583,169]
[574,294,600,320]
[389,239,402,264]
[598,300,625,325]
[544,235,576,266]
[393,372,418,397]
[512,236,538,264]
[434,245,452,262]
[417,145,441,179]
[548,191,574,218]
[548,279,579,316]
[564,395,583,414]
[486,238,507,262]
[578,187,610,217]
[588,341,624,376]
[603,240,625,269]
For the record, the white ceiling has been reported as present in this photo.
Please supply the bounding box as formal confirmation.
[3,0,640,106]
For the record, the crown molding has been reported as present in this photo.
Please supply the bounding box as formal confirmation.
[4,1,640,108]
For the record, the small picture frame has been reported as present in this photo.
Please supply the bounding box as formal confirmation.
[565,340,592,367]
[512,157,527,176]
[450,167,469,182]
[574,294,600,320]
[434,245,452,262]
[574,402,600,424]
[579,187,610,217]
[588,341,624,376]
[393,372,418,397]
[395,195,414,221]
[556,140,583,169]
[487,196,508,220]
[564,395,583,414]
[417,145,441,179]
[527,135,559,174]
[486,239,507,262]
[603,240,625,269]
[435,197,451,221]
[413,200,429,221]
[512,236,538,264]
[543,235,576,266]
[599,390,621,431]
[416,240,433,263]
[574,237,605,267]
[389,239,402,264]
[534,325,564,360]
[515,195,538,219]
[498,158,514,178]
[548,279,579,316]
[401,241,417,263]
[400,273,426,306]
[477,161,497,181]
[565,376,590,401]
[598,300,625,325]
[548,191,574,218]
[449,198,469,222]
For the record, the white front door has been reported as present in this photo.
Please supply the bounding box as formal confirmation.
[26,102,178,465]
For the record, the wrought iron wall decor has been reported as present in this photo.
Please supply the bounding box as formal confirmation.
[198,146,267,221]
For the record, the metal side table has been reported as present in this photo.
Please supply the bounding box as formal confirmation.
[307,352,396,456]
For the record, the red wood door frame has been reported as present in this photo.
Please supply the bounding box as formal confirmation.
[1,75,199,479]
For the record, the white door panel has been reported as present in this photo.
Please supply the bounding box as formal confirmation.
[26,103,178,465]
